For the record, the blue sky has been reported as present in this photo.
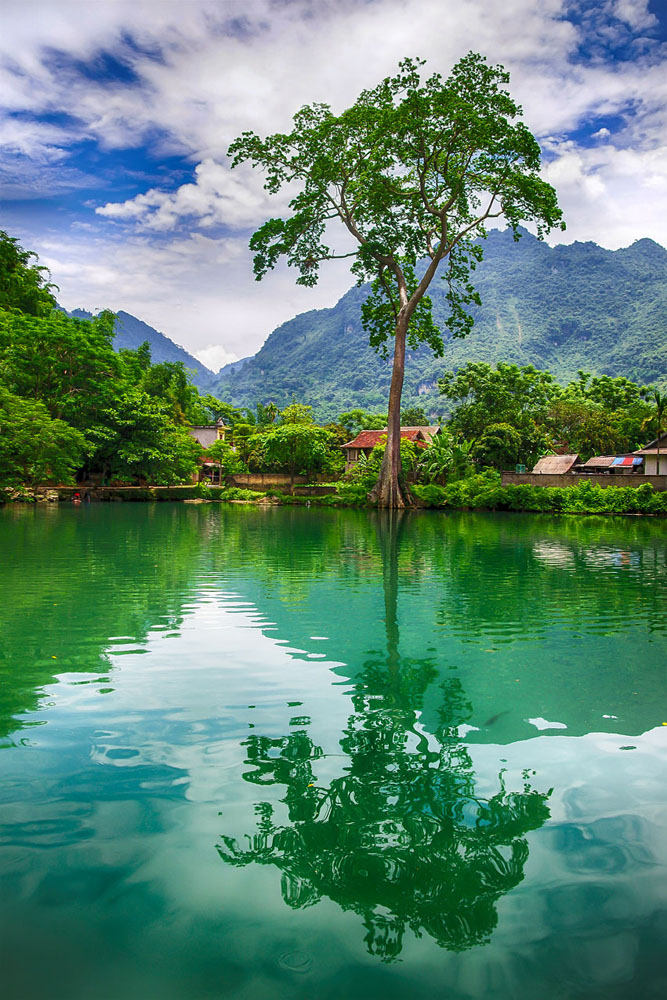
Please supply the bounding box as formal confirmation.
[1,0,666,369]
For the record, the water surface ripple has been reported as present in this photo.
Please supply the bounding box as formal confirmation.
[0,504,665,1000]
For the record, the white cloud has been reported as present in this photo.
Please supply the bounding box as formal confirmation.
[2,0,667,356]
[33,226,355,359]
[541,136,667,248]
[611,0,658,32]
[96,158,289,231]
[196,345,240,373]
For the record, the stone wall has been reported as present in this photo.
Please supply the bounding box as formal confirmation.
[501,472,667,492]
[228,472,333,490]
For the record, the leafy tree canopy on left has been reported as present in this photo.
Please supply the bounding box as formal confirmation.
[0,231,227,487]
[0,230,57,317]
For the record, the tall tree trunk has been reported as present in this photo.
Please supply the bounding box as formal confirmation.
[369,317,411,508]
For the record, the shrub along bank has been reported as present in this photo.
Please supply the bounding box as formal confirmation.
[411,472,667,515]
[3,474,665,515]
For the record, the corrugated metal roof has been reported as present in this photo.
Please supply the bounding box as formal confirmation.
[532,454,579,474]
[581,455,616,468]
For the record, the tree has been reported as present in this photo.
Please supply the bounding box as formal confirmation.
[0,386,86,487]
[338,409,388,437]
[204,437,246,481]
[0,230,57,317]
[255,401,278,427]
[84,389,201,484]
[229,52,563,506]
[418,429,454,483]
[471,421,522,470]
[0,308,118,427]
[279,402,315,425]
[231,422,257,462]
[400,405,428,425]
[248,421,334,483]
[439,362,559,442]
[199,395,249,427]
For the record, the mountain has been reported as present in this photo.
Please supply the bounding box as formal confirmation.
[67,308,215,390]
[210,228,667,420]
[216,354,254,377]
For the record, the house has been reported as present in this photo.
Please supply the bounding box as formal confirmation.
[634,432,667,476]
[576,455,643,474]
[342,426,439,471]
[188,420,229,449]
[188,421,230,484]
[532,454,579,474]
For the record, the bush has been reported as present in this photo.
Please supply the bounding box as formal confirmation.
[410,473,667,515]
[411,484,448,507]
[218,487,266,501]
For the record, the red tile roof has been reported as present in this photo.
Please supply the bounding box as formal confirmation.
[342,428,431,450]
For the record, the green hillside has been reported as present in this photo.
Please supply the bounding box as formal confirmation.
[212,228,667,420]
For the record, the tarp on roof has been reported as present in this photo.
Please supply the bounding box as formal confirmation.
[611,456,643,467]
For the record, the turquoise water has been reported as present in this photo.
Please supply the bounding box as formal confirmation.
[0,503,665,999]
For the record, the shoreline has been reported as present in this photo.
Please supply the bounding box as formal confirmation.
[2,481,666,517]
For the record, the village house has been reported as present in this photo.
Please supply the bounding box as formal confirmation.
[634,432,667,476]
[188,420,229,449]
[342,426,439,472]
[576,455,644,474]
[188,420,229,484]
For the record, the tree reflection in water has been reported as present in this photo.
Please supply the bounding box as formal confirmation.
[218,511,551,960]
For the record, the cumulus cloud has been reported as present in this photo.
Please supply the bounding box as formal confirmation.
[96,158,289,230]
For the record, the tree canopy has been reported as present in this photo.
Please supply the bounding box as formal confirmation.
[0,230,57,317]
[438,361,655,465]
[0,232,228,489]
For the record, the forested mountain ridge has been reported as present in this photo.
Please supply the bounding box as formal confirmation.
[67,308,215,389]
[211,228,667,420]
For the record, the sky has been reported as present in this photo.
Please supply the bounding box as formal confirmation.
[2,0,666,372]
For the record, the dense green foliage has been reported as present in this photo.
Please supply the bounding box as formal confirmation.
[245,403,342,479]
[212,229,667,420]
[0,386,86,486]
[0,232,211,487]
[0,230,57,317]
[411,472,667,514]
[440,362,656,463]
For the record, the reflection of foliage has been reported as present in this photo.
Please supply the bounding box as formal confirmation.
[0,505,210,739]
[218,670,551,959]
[218,507,551,959]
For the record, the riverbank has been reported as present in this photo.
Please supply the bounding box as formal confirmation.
[3,473,667,515]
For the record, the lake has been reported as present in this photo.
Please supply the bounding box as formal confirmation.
[1,503,665,999]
